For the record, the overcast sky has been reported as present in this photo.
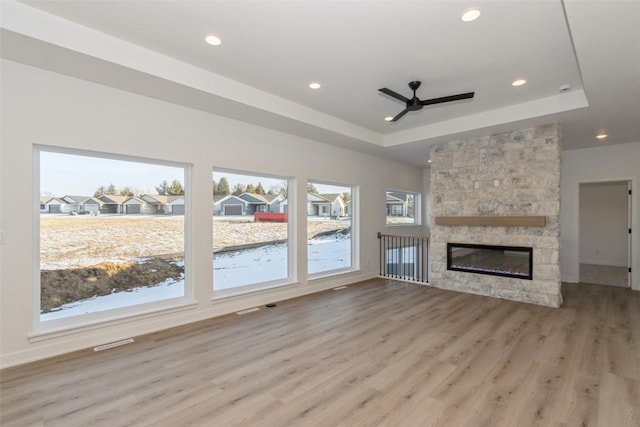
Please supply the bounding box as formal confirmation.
[40,151,184,196]
[40,151,349,196]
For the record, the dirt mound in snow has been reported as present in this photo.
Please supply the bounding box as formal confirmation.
[310,226,351,240]
[40,257,183,313]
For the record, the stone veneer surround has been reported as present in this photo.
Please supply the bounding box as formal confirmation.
[429,125,562,307]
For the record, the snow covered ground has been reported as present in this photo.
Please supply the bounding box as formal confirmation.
[213,244,288,288]
[42,237,351,321]
[307,234,351,275]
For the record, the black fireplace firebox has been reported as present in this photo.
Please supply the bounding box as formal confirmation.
[447,243,533,280]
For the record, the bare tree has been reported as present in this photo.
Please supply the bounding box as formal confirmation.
[120,187,135,197]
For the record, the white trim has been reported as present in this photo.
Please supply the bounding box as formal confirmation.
[212,167,293,291]
[629,180,633,289]
[34,145,192,331]
[308,266,358,281]
[569,175,638,290]
[212,280,298,301]
[29,299,198,342]
[33,147,42,332]
[577,178,634,288]
[36,143,190,169]
[289,177,298,283]
[183,164,194,300]
[307,179,356,275]
[386,189,420,226]
[351,185,360,271]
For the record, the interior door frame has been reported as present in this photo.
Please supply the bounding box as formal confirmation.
[578,179,632,288]
[628,181,633,287]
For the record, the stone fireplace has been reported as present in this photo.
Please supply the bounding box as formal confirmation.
[429,125,562,307]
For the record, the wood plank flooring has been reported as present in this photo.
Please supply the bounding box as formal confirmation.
[1,280,639,426]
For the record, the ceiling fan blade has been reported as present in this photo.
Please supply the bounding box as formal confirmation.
[379,88,410,103]
[420,92,475,106]
[390,108,411,122]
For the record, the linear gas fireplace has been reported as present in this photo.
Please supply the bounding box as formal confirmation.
[447,243,533,280]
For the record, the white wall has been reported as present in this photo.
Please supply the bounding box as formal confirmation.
[0,60,425,368]
[561,142,640,290]
[579,181,629,266]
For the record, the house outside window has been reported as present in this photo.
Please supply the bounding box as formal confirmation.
[386,189,420,225]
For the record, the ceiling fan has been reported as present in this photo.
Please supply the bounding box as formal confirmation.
[378,81,475,122]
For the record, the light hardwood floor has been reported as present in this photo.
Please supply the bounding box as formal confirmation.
[1,280,639,426]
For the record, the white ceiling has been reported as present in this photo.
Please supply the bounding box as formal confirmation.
[1,0,639,166]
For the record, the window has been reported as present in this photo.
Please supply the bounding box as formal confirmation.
[386,189,419,225]
[38,148,188,322]
[307,181,354,275]
[212,170,290,292]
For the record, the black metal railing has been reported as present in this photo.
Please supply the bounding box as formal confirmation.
[377,232,429,283]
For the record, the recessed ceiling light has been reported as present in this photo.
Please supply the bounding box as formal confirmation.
[512,79,527,87]
[309,82,321,90]
[384,116,394,122]
[205,35,222,46]
[461,8,481,22]
[428,159,432,163]
[596,133,608,140]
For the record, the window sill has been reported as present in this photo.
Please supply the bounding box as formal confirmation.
[211,280,298,301]
[29,298,198,343]
[308,267,358,281]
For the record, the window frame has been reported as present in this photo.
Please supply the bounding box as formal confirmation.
[211,167,295,299]
[306,179,358,278]
[34,145,194,333]
[385,189,421,226]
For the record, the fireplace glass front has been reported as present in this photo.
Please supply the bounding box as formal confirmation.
[447,243,533,280]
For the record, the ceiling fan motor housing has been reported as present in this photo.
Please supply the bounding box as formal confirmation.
[408,81,423,110]
[408,81,422,91]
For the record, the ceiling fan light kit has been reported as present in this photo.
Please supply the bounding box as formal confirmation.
[379,81,475,122]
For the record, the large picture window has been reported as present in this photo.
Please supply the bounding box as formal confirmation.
[38,148,188,322]
[212,170,290,292]
[307,181,354,275]
[386,189,420,225]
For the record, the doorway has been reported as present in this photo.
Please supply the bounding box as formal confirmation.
[579,180,631,287]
